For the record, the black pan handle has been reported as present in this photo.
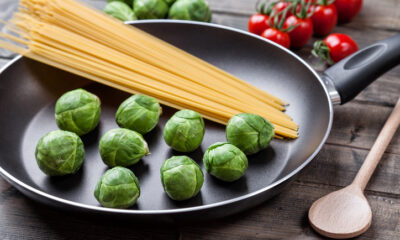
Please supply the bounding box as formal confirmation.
[322,34,400,104]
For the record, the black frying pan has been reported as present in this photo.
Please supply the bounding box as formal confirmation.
[0,20,399,222]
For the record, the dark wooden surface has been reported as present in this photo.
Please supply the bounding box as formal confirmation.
[1,0,399,239]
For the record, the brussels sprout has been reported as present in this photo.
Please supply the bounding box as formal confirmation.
[94,166,140,208]
[160,156,203,200]
[226,113,274,155]
[168,0,212,22]
[133,0,169,19]
[107,0,133,6]
[116,94,161,135]
[203,142,248,182]
[35,130,85,176]
[163,109,205,152]
[99,128,149,167]
[104,1,137,21]
[164,0,176,6]
[55,89,101,136]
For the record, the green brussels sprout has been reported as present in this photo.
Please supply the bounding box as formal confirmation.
[55,89,101,136]
[104,1,137,21]
[107,0,134,7]
[160,156,203,200]
[226,113,275,155]
[35,130,85,176]
[164,0,176,6]
[116,94,161,135]
[168,0,212,22]
[99,128,149,167]
[94,166,140,208]
[163,109,205,152]
[133,0,169,19]
[203,142,248,182]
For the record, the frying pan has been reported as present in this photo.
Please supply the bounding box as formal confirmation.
[0,20,399,222]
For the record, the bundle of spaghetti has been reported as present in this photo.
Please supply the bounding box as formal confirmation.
[0,0,298,139]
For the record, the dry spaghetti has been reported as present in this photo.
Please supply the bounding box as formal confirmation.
[0,0,298,139]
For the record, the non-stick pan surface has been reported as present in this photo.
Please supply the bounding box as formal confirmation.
[0,21,333,220]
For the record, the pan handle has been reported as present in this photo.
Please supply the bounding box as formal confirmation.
[322,34,400,105]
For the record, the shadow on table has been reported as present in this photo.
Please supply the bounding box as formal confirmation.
[21,200,179,240]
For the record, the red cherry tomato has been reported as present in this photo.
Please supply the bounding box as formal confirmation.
[273,2,293,15]
[311,3,337,36]
[270,2,293,22]
[248,13,270,35]
[261,28,291,48]
[313,33,358,64]
[324,33,358,62]
[334,0,363,23]
[295,1,314,16]
[284,15,313,49]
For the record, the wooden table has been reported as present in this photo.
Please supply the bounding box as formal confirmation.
[0,0,399,239]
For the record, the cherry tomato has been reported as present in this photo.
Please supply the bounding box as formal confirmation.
[284,15,313,49]
[261,28,291,48]
[312,33,358,64]
[324,33,358,62]
[273,1,312,17]
[270,1,293,22]
[311,3,337,36]
[248,13,270,35]
[334,0,363,23]
[295,1,314,16]
[273,1,293,15]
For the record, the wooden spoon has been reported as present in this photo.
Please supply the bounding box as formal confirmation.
[308,98,400,239]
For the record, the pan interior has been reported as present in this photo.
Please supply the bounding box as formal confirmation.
[0,22,331,210]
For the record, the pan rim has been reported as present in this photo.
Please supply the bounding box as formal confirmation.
[0,20,334,215]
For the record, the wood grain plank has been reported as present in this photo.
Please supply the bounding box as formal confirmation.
[0,179,179,240]
[300,143,400,195]
[180,182,400,240]
[208,0,400,31]
[0,0,18,58]
[0,58,10,69]
[327,101,400,155]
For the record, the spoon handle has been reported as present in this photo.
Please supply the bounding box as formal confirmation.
[352,98,400,190]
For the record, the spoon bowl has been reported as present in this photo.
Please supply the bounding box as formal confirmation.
[309,185,372,239]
